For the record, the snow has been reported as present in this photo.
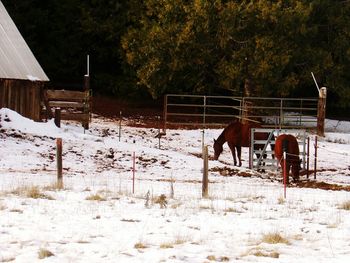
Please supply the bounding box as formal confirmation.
[26,75,40,81]
[0,107,350,262]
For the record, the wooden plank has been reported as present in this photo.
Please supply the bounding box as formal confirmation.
[48,101,85,108]
[46,90,89,101]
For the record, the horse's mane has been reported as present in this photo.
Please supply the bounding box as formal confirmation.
[215,121,241,144]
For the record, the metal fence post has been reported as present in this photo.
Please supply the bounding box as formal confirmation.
[202,145,209,198]
[163,95,168,133]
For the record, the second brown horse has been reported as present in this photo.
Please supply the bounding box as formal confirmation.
[274,134,301,183]
[213,120,274,167]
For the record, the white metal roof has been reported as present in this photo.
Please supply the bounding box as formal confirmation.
[0,1,49,81]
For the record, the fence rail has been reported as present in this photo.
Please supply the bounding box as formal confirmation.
[164,94,320,132]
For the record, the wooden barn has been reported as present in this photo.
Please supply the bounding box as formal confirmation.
[0,1,49,121]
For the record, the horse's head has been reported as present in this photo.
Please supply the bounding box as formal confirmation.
[213,139,223,160]
[291,158,302,181]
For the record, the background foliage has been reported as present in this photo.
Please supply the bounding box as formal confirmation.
[2,0,350,113]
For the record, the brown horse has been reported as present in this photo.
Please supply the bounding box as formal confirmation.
[213,120,274,167]
[274,134,301,183]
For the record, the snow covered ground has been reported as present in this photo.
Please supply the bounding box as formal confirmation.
[0,108,350,263]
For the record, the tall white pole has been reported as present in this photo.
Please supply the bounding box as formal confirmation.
[311,72,320,93]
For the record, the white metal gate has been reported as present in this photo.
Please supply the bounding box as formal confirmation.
[250,128,308,172]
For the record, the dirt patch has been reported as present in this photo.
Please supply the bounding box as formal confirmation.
[211,166,350,192]
[210,166,254,178]
[294,181,350,191]
[92,95,162,128]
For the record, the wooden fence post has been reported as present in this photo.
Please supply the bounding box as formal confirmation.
[84,75,90,92]
[317,87,327,137]
[202,145,209,198]
[54,108,61,128]
[56,138,63,187]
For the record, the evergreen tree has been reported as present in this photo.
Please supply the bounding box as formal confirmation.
[122,0,350,108]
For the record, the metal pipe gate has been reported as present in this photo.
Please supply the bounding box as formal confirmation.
[250,128,308,173]
[163,94,319,132]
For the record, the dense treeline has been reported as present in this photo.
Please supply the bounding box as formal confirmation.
[2,0,350,112]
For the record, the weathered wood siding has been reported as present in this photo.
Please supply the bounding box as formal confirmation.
[0,79,44,121]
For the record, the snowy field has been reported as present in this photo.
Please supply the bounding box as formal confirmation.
[0,108,350,263]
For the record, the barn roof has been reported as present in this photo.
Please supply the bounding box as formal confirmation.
[0,1,49,81]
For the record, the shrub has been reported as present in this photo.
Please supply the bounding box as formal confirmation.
[262,232,290,244]
[38,248,54,259]
[134,242,148,249]
[339,201,350,210]
[85,194,106,201]
[26,186,54,200]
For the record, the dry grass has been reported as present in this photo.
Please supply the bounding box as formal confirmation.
[253,250,279,258]
[85,194,106,201]
[206,255,230,261]
[170,201,182,209]
[38,248,54,259]
[8,186,54,200]
[1,256,16,262]
[134,242,148,249]
[43,182,65,191]
[174,237,187,245]
[26,186,54,200]
[159,234,189,249]
[77,240,90,244]
[277,196,285,205]
[153,194,167,208]
[0,201,6,211]
[339,200,350,210]
[10,208,23,213]
[224,207,240,213]
[261,232,290,245]
[242,247,280,259]
[159,242,174,249]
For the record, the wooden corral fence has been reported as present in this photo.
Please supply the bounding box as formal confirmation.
[42,89,91,129]
[164,90,326,135]
[249,128,309,175]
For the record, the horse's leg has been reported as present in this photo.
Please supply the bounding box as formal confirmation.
[286,163,291,184]
[254,145,265,171]
[236,146,242,167]
[292,162,300,182]
[228,142,237,166]
[280,159,290,184]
